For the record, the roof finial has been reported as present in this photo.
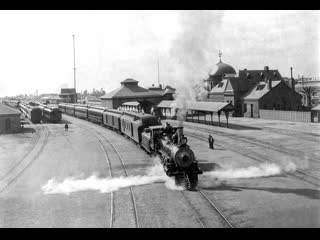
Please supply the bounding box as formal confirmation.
[218,50,222,63]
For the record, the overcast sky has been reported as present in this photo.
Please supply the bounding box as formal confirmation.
[0,10,319,97]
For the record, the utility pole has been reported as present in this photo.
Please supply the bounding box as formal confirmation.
[72,35,76,92]
[157,55,160,87]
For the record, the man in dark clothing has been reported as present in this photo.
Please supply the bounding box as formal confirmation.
[208,134,214,149]
[163,122,173,135]
[65,123,69,131]
[172,130,179,144]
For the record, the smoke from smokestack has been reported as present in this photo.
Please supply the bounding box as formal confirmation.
[42,160,183,195]
[169,11,225,126]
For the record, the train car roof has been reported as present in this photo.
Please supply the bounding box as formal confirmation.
[122,111,156,120]
[105,108,123,114]
[148,125,164,130]
[103,111,123,118]
[88,108,105,113]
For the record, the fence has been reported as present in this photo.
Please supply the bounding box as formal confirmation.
[259,109,312,122]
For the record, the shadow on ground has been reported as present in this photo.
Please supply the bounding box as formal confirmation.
[185,118,262,131]
[197,161,222,171]
[201,183,320,200]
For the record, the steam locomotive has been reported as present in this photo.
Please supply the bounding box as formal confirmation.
[58,103,203,189]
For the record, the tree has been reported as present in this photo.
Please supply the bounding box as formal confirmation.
[299,86,318,107]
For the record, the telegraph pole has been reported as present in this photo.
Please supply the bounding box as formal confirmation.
[72,35,76,91]
[157,56,160,86]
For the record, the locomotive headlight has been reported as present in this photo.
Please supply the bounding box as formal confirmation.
[180,136,188,145]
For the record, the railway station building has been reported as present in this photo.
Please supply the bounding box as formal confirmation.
[100,79,174,113]
[0,103,21,134]
[205,53,303,117]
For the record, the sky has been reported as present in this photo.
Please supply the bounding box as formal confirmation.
[0,10,319,97]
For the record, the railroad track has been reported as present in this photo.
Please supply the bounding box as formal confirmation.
[0,125,41,183]
[181,190,235,228]
[69,115,235,228]
[0,125,49,194]
[262,126,320,142]
[183,123,320,164]
[72,119,139,228]
[185,129,320,188]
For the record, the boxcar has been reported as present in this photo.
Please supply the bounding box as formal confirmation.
[88,108,105,124]
[103,109,123,131]
[74,105,88,119]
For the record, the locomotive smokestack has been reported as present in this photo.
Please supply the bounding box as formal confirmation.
[177,126,183,141]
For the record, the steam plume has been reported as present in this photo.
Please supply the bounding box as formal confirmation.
[168,11,225,125]
[203,162,297,180]
[42,163,183,195]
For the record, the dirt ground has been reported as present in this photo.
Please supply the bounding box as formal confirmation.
[0,116,319,227]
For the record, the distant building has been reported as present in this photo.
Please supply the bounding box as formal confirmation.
[100,79,174,113]
[0,103,21,134]
[242,80,302,118]
[294,78,320,106]
[59,88,77,103]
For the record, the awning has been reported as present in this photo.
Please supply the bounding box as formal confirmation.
[157,100,235,113]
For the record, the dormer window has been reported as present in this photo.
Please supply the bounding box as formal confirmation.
[256,84,265,91]
[218,82,224,88]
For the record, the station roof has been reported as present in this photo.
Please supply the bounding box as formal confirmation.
[0,103,21,116]
[122,101,141,106]
[157,100,235,113]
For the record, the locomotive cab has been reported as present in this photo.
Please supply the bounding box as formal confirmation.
[141,125,163,152]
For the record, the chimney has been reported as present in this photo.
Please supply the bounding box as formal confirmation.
[268,79,272,90]
[244,68,247,71]
[291,67,295,91]
[264,66,269,71]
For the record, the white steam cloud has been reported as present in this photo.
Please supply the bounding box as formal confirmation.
[42,163,183,195]
[203,162,297,180]
[168,11,226,124]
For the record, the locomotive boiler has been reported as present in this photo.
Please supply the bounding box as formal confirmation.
[141,125,202,189]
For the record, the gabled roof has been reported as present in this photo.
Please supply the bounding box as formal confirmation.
[100,85,162,99]
[238,69,282,82]
[0,103,21,116]
[157,100,235,113]
[243,80,282,100]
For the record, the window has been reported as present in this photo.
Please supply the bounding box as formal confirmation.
[218,82,224,88]
[244,104,247,113]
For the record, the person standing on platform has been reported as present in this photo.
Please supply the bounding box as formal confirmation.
[65,123,69,131]
[208,134,214,149]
